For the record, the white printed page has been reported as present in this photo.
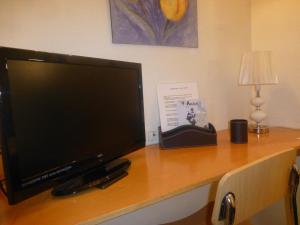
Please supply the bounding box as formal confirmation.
[157,82,199,132]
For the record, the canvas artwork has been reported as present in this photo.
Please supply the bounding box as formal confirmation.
[109,0,198,48]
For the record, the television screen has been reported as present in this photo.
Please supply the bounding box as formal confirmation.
[0,47,145,204]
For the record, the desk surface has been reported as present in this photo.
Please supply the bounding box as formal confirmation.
[1,127,300,225]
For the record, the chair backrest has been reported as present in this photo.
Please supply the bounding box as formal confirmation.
[211,149,297,225]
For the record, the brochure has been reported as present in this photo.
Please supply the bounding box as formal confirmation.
[176,99,208,128]
[157,82,207,132]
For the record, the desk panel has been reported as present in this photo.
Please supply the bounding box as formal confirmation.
[1,128,300,225]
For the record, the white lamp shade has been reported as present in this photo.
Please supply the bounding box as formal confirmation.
[239,51,278,85]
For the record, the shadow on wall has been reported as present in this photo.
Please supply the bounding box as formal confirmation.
[267,86,300,128]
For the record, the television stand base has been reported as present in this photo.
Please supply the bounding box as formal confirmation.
[52,158,131,196]
[96,169,128,189]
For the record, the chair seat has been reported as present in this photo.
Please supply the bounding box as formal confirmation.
[161,202,252,225]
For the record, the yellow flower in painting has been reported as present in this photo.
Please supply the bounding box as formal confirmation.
[160,0,189,22]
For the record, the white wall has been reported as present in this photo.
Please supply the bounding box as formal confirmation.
[251,0,300,128]
[0,0,251,144]
[250,1,300,224]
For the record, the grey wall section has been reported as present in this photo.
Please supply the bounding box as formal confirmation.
[97,184,211,225]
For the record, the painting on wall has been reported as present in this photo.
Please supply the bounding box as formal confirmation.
[109,0,198,48]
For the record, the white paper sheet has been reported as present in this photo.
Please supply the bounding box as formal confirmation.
[157,82,199,132]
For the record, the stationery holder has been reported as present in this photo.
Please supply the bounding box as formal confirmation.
[159,123,217,149]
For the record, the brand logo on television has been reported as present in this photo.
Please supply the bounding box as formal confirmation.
[21,165,73,188]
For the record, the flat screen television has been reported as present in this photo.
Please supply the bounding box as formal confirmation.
[0,47,145,205]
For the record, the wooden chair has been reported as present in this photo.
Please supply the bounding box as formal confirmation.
[161,149,299,225]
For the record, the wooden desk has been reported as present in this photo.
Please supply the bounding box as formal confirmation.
[1,127,300,225]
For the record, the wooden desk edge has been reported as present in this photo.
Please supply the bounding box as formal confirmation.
[2,128,300,225]
[81,146,300,225]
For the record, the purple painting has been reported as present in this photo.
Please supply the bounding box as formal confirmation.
[109,0,198,48]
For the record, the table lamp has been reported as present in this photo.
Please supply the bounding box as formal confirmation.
[239,51,278,134]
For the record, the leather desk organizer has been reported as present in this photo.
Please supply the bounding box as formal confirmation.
[159,123,217,149]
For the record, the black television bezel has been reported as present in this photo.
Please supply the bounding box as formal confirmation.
[0,47,145,204]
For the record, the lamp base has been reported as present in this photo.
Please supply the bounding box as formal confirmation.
[248,124,269,134]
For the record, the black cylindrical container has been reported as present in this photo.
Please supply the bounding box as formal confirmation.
[230,119,248,143]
